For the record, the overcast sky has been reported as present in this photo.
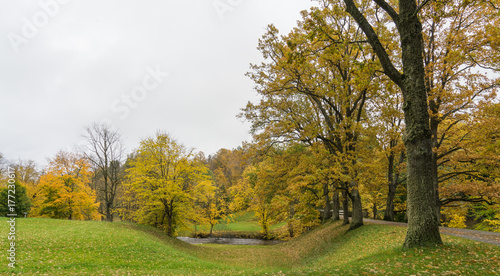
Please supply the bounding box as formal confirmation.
[0,0,315,166]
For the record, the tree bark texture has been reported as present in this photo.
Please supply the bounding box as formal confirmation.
[384,183,396,221]
[349,188,363,230]
[342,191,350,226]
[384,150,396,221]
[323,182,332,222]
[332,190,340,221]
[399,0,443,248]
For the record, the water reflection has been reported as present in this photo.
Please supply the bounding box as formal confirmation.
[177,236,283,245]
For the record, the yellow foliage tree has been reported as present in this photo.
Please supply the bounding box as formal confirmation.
[124,132,212,236]
[191,171,228,236]
[242,3,381,230]
[35,151,99,220]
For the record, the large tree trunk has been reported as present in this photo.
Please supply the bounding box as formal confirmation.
[384,184,396,221]
[287,221,294,238]
[166,213,173,237]
[332,190,340,221]
[342,190,349,226]
[399,0,443,248]
[343,0,443,248]
[166,217,173,237]
[349,188,363,230]
[164,200,174,237]
[106,202,113,222]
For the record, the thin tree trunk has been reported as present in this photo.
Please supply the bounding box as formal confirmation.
[385,150,405,221]
[430,119,442,226]
[384,149,396,221]
[161,211,167,227]
[322,182,332,222]
[261,209,269,239]
[68,197,73,220]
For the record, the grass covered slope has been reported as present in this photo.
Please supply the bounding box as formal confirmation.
[0,218,234,275]
[1,218,499,275]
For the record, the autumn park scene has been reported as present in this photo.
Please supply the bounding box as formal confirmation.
[1,0,500,275]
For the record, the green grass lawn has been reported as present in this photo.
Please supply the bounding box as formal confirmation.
[180,211,284,237]
[213,211,262,232]
[1,217,499,275]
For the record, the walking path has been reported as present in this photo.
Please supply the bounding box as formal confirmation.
[363,218,500,246]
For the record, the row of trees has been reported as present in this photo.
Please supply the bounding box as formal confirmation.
[1,0,499,248]
[0,106,498,238]
[239,0,499,248]
[0,128,229,237]
[0,124,123,222]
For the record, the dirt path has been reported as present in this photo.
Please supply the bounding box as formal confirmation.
[363,218,500,246]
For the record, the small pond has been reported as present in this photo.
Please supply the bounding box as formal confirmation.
[177,237,283,246]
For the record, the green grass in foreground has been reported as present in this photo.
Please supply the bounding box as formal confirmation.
[0,217,499,275]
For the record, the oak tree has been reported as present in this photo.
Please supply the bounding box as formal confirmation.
[340,0,444,247]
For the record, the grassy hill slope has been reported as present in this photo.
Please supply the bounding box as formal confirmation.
[1,217,499,275]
